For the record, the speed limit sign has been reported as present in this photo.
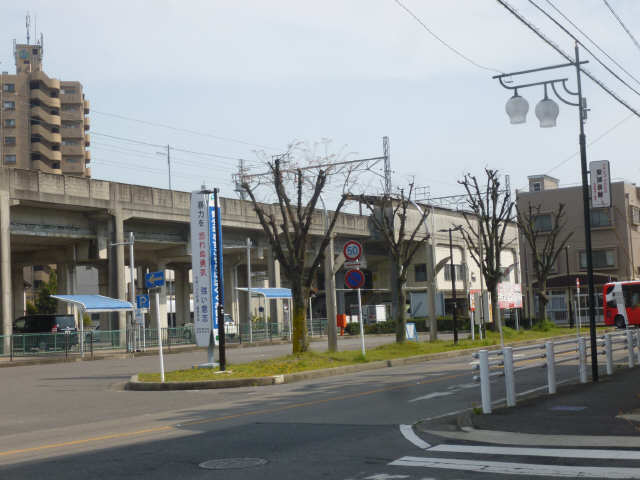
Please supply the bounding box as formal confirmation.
[343,240,362,261]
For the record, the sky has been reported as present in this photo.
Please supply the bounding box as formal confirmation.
[2,0,639,208]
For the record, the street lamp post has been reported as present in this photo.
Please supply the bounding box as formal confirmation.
[494,43,599,381]
[440,227,461,344]
[565,245,574,328]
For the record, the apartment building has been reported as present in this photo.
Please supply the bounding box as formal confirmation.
[1,39,90,176]
[517,174,640,324]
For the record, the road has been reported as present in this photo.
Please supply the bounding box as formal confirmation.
[0,334,630,479]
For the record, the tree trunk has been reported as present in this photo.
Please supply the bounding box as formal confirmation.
[396,278,407,343]
[489,285,504,345]
[291,284,309,354]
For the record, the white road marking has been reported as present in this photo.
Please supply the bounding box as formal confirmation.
[429,444,640,460]
[425,427,640,447]
[408,391,453,403]
[390,456,640,478]
[399,424,431,449]
[364,475,410,480]
[418,407,470,423]
[447,382,478,390]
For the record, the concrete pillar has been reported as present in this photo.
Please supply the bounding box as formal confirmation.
[56,264,72,314]
[267,248,282,327]
[174,266,190,326]
[12,266,25,319]
[0,191,12,349]
[108,210,127,338]
[97,264,110,330]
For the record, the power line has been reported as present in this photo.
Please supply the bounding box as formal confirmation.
[495,0,640,119]
[527,0,640,98]
[392,0,504,74]
[92,110,280,151]
[544,113,635,174]
[602,0,640,54]
[543,0,640,88]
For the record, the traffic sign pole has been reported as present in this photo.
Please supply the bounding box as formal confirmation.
[152,288,165,382]
[357,287,365,357]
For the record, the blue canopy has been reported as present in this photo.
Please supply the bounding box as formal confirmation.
[51,295,135,312]
[235,287,292,299]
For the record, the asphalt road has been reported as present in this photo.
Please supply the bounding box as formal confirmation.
[0,334,630,479]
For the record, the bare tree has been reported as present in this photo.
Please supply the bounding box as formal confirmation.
[517,202,573,322]
[458,169,514,344]
[357,185,430,343]
[241,149,351,354]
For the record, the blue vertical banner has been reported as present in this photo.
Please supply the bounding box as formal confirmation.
[208,201,224,339]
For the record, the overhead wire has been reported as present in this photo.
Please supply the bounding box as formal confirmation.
[543,0,640,88]
[495,0,640,119]
[527,0,640,98]
[392,0,504,74]
[602,0,640,54]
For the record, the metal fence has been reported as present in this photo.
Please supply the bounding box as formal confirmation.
[471,329,639,414]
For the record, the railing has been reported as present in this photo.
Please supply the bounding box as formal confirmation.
[472,329,640,414]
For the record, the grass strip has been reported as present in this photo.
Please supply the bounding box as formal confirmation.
[138,326,607,382]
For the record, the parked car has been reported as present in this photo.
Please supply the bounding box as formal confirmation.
[12,314,78,351]
[182,314,237,340]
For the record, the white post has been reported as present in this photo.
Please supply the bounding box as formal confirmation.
[605,333,613,375]
[471,309,475,341]
[129,232,136,351]
[246,238,253,343]
[153,290,165,382]
[357,287,365,356]
[309,297,313,337]
[545,341,556,394]
[627,329,635,368]
[79,305,84,357]
[288,298,292,341]
[578,336,587,383]
[503,346,516,407]
[479,349,491,414]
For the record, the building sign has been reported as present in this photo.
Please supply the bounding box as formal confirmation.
[590,160,611,208]
[498,282,523,309]
[190,192,224,347]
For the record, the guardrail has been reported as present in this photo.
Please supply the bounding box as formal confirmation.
[472,329,640,414]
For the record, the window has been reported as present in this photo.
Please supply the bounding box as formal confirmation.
[62,87,76,94]
[62,121,79,128]
[3,118,15,128]
[4,137,15,146]
[64,157,80,163]
[33,265,45,271]
[62,139,79,146]
[33,280,44,289]
[444,264,465,281]
[32,48,38,55]
[414,263,427,282]
[533,214,552,232]
[580,249,615,269]
[533,182,541,192]
[631,206,640,226]
[2,83,14,92]
[4,155,16,164]
[62,104,78,111]
[52,162,60,169]
[3,100,15,110]
[590,209,611,228]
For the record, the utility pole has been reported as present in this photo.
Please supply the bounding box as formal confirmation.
[565,245,574,328]
[383,136,391,195]
[110,232,137,351]
[166,145,172,191]
[246,237,253,343]
[235,159,247,201]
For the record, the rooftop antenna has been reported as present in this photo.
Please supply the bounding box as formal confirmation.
[34,14,37,45]
[26,12,31,45]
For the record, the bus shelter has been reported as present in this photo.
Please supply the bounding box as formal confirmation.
[235,287,292,339]
[51,295,135,355]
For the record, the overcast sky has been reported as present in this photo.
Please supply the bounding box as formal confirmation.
[2,0,639,206]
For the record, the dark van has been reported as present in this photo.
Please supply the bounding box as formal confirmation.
[12,315,78,351]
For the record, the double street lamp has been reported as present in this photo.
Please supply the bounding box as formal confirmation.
[493,44,599,381]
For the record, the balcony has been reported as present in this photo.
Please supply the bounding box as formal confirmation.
[31,125,61,144]
[84,133,90,146]
[61,109,83,121]
[83,99,90,114]
[62,158,85,174]
[31,106,61,127]
[85,150,91,163]
[59,92,83,104]
[61,125,84,139]
[31,159,62,175]
[31,142,62,162]
[61,143,84,156]
[84,116,90,130]
[30,89,61,109]
[30,72,60,91]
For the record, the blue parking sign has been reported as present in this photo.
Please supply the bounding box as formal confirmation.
[136,294,150,309]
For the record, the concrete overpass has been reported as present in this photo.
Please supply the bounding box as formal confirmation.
[0,168,372,340]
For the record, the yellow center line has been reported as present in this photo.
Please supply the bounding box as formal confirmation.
[0,370,468,458]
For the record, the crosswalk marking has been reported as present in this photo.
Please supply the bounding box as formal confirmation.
[399,424,430,449]
[429,443,640,460]
[390,456,640,478]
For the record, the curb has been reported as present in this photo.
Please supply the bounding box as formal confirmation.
[125,332,591,391]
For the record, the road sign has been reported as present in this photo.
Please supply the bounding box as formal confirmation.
[345,269,365,289]
[136,294,150,309]
[135,310,145,326]
[344,260,361,269]
[343,240,362,261]
[145,271,165,289]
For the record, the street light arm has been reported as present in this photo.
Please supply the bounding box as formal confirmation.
[551,81,580,107]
